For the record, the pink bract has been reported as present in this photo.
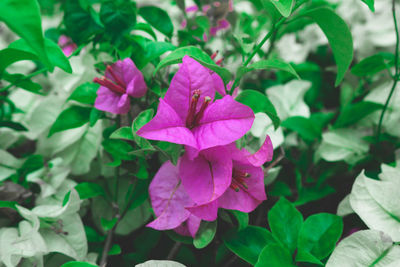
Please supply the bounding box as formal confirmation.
[147,161,201,237]
[58,35,77,57]
[93,58,147,114]
[184,137,273,221]
[137,56,254,153]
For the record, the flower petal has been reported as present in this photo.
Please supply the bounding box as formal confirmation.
[137,99,197,148]
[173,214,202,237]
[180,147,232,205]
[147,161,193,230]
[126,71,147,98]
[218,162,266,213]
[94,86,128,114]
[212,72,226,96]
[247,135,274,167]
[186,200,218,221]
[164,55,216,121]
[117,94,131,113]
[193,95,254,150]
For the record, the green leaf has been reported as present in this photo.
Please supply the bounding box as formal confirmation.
[304,7,353,86]
[132,109,155,150]
[109,244,122,255]
[255,243,296,267]
[296,249,324,266]
[0,121,27,131]
[351,53,394,76]
[2,72,42,94]
[0,0,51,70]
[100,0,136,37]
[64,1,103,44]
[298,213,343,260]
[0,48,37,75]
[266,0,295,17]
[101,217,118,231]
[235,90,280,129]
[110,127,134,141]
[238,59,300,80]
[68,83,99,105]
[61,261,98,267]
[326,230,400,267]
[75,182,105,199]
[361,0,375,12]
[281,116,322,142]
[193,220,217,249]
[268,198,303,253]
[294,185,335,206]
[139,6,174,38]
[102,139,135,161]
[9,38,72,73]
[230,210,249,231]
[223,226,276,265]
[334,101,383,128]
[154,46,232,84]
[48,106,92,137]
[133,23,157,40]
[0,200,17,210]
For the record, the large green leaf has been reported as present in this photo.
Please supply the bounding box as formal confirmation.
[139,6,174,38]
[235,90,280,129]
[304,7,353,86]
[327,230,400,267]
[153,46,232,84]
[48,106,92,137]
[223,226,276,265]
[351,53,394,76]
[334,101,383,128]
[281,116,322,142]
[298,213,343,260]
[268,198,303,253]
[255,243,296,267]
[9,38,72,73]
[0,0,51,69]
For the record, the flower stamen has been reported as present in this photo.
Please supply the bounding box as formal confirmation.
[93,77,126,95]
[106,65,126,88]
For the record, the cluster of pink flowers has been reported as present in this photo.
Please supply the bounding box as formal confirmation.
[182,0,233,41]
[136,56,273,237]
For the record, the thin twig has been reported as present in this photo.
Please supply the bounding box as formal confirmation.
[167,242,182,260]
[376,0,399,141]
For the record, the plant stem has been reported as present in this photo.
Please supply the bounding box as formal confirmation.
[167,242,182,260]
[376,0,399,142]
[243,17,286,67]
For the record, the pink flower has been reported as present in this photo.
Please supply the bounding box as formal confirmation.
[93,58,147,114]
[183,0,233,41]
[182,136,273,221]
[58,35,77,57]
[137,56,254,153]
[147,161,201,237]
